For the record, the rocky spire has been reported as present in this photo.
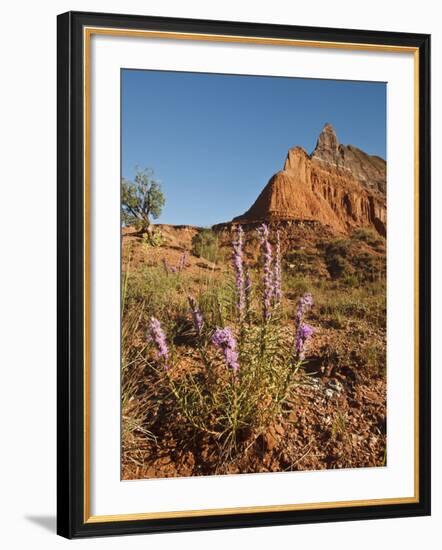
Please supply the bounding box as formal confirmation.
[232,122,386,235]
[311,123,340,165]
[311,123,386,195]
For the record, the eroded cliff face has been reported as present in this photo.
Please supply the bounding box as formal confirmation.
[311,123,386,196]
[233,124,386,236]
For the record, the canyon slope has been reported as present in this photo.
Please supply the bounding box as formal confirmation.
[232,124,386,236]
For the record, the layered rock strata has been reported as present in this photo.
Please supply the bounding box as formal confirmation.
[233,124,386,236]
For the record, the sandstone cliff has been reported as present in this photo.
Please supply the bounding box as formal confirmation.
[233,124,386,236]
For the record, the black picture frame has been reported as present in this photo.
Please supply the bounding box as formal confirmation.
[57,10,431,539]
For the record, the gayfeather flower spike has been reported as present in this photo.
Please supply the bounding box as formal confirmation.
[147,316,170,370]
[212,327,239,373]
[295,322,315,361]
[188,295,204,336]
[296,292,313,323]
[244,269,252,313]
[178,250,188,272]
[294,293,314,360]
[232,225,245,316]
[273,230,282,305]
[257,223,274,320]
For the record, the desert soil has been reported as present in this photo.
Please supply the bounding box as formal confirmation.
[121,223,387,479]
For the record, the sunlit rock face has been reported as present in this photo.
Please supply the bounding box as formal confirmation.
[233,124,386,236]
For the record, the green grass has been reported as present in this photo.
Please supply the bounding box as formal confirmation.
[284,274,386,328]
[191,228,226,264]
[351,227,384,248]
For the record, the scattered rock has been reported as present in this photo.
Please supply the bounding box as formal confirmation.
[328,379,343,393]
[325,388,334,399]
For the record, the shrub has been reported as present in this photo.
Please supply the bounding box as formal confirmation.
[324,240,354,279]
[146,225,315,455]
[285,248,321,276]
[352,227,383,247]
[341,274,359,287]
[352,252,386,282]
[325,239,352,258]
[142,228,164,248]
[323,237,386,282]
[327,253,352,279]
[191,228,222,263]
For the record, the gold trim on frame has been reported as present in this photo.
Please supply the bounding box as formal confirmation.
[83,26,420,524]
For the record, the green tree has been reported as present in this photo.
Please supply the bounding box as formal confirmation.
[121,168,165,237]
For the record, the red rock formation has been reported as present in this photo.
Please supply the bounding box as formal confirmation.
[233,124,386,236]
[311,123,386,196]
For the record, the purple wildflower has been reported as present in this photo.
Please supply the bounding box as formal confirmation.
[244,269,252,312]
[232,225,245,316]
[295,323,315,360]
[296,292,313,323]
[178,251,188,272]
[188,295,204,336]
[273,230,282,305]
[212,327,239,373]
[294,293,314,360]
[162,258,169,274]
[258,223,274,320]
[147,317,170,369]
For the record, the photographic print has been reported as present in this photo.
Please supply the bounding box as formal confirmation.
[57,12,430,537]
[121,70,387,480]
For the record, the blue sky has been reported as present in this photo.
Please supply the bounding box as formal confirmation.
[122,70,386,227]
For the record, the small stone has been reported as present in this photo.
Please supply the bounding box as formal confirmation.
[274,423,285,436]
[328,379,343,393]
